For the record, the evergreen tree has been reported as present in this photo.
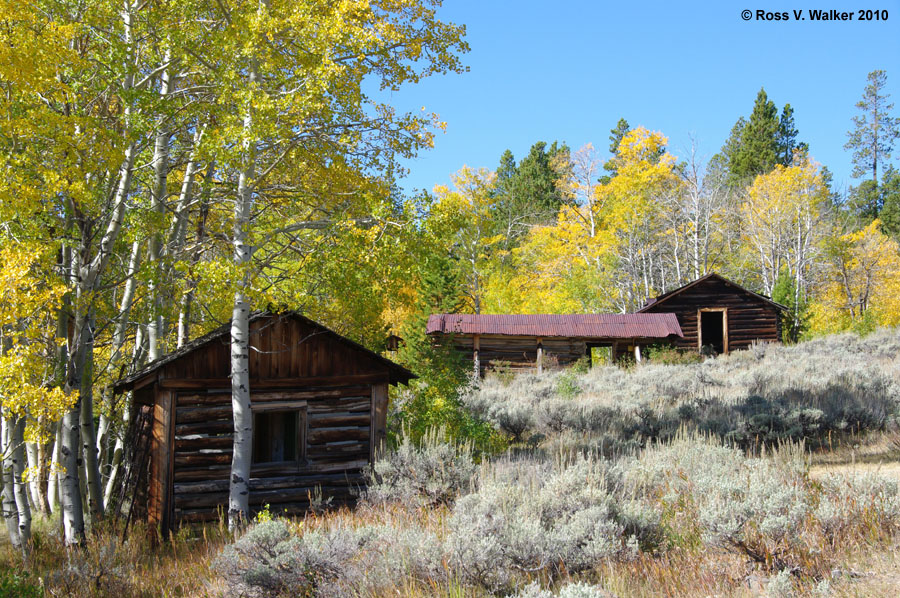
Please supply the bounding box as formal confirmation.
[845,70,900,184]
[496,149,517,191]
[777,104,807,165]
[608,118,630,156]
[709,117,746,183]
[730,88,780,182]
[875,166,900,239]
[497,141,567,228]
[819,165,844,211]
[849,179,882,220]
[601,118,630,183]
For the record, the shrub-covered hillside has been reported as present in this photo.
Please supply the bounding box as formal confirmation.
[217,433,900,598]
[465,329,900,452]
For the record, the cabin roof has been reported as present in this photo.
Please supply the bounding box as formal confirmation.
[113,311,415,393]
[426,313,683,339]
[636,272,789,313]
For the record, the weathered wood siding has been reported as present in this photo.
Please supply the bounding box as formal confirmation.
[171,385,372,523]
[641,277,781,352]
[124,314,405,530]
[157,316,395,382]
[447,335,588,373]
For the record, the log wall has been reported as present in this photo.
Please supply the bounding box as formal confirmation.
[170,384,376,523]
[121,313,410,531]
[641,277,782,352]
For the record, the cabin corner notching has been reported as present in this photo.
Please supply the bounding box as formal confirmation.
[112,311,413,532]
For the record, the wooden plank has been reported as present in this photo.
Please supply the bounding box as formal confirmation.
[174,471,365,495]
[371,383,388,460]
[148,389,175,533]
[160,373,389,390]
[308,426,370,445]
[308,413,370,427]
[175,436,233,451]
[175,420,232,436]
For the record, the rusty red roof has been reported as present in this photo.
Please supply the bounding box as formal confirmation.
[426,313,683,339]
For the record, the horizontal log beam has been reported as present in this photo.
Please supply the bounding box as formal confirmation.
[159,373,388,390]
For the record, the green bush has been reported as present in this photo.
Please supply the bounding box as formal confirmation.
[0,570,41,598]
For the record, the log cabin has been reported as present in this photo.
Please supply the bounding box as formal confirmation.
[112,311,414,532]
[426,313,683,374]
[636,272,788,354]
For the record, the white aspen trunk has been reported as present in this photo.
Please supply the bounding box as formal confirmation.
[147,51,174,363]
[1,418,21,548]
[166,128,204,253]
[97,239,141,469]
[103,326,143,507]
[61,241,87,545]
[59,0,139,536]
[228,39,262,530]
[11,416,31,548]
[25,442,43,514]
[80,314,104,521]
[60,373,86,544]
[47,422,61,514]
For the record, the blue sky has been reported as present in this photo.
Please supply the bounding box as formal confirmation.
[387,1,900,195]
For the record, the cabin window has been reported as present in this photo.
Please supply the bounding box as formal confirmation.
[252,405,307,465]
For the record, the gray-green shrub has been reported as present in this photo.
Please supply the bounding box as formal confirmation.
[465,328,900,451]
[362,427,476,508]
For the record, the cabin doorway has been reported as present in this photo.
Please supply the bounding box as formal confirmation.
[699,309,727,355]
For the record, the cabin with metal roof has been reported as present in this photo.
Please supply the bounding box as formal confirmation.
[112,311,414,532]
[426,313,683,374]
[637,272,788,355]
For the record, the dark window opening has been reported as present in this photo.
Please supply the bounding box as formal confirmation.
[700,311,725,355]
[252,409,306,465]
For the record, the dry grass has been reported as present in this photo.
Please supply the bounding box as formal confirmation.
[0,518,228,598]
[810,431,900,485]
[3,501,899,598]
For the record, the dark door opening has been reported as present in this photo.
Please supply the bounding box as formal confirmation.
[700,311,725,355]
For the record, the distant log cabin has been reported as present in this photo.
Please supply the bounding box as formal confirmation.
[637,272,788,354]
[426,313,683,374]
[112,311,414,532]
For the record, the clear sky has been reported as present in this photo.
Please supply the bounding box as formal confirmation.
[387,1,900,196]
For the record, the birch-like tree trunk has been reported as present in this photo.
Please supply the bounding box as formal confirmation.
[103,325,143,507]
[147,51,174,363]
[1,418,21,548]
[25,441,48,515]
[80,314,104,520]
[10,416,31,549]
[228,44,261,530]
[97,240,141,486]
[47,422,61,515]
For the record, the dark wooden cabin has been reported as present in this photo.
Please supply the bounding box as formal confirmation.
[112,311,414,531]
[637,273,788,354]
[426,313,683,374]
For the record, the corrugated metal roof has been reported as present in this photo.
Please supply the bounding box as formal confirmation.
[426,313,683,339]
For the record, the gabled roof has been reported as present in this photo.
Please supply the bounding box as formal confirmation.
[113,311,415,393]
[426,313,683,339]
[636,272,789,313]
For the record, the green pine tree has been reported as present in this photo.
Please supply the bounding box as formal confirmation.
[845,70,900,185]
[730,88,780,183]
[877,166,900,239]
[777,104,807,165]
